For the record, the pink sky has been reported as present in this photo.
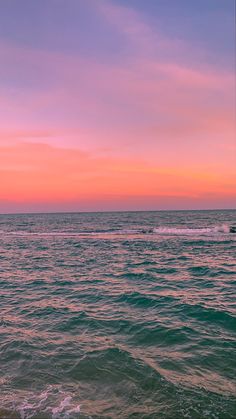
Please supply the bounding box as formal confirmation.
[0,0,235,212]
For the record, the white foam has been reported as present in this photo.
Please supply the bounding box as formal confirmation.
[52,396,72,418]
[11,386,80,419]
[153,224,230,235]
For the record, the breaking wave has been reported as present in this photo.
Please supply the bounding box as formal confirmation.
[1,224,232,237]
[153,224,230,235]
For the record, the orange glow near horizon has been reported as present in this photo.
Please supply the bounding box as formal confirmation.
[1,142,235,211]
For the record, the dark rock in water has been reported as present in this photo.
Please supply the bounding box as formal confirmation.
[142,229,153,234]
[230,226,236,233]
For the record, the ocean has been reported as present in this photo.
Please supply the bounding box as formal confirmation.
[0,210,235,418]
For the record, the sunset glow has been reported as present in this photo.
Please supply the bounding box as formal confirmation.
[0,0,235,212]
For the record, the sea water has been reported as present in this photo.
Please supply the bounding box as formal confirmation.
[0,210,235,418]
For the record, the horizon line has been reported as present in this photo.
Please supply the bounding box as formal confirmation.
[0,208,235,216]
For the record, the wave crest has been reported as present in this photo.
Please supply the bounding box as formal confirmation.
[153,224,230,235]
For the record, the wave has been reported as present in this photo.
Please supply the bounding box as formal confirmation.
[153,224,230,235]
[1,224,233,238]
[2,228,142,237]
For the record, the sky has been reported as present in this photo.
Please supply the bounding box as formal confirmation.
[0,0,235,212]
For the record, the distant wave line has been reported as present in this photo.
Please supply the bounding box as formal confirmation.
[1,224,234,237]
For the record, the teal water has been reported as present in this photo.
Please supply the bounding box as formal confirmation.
[0,210,236,418]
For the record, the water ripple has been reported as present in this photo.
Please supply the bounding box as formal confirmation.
[0,211,236,418]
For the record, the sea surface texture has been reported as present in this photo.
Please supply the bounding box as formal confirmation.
[0,210,236,419]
